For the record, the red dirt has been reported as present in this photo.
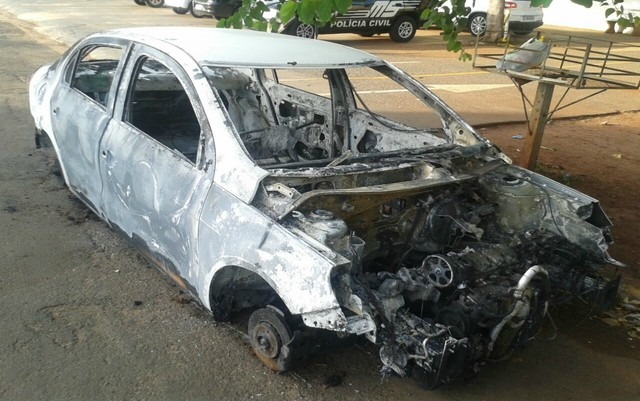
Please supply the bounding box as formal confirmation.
[481,111,640,287]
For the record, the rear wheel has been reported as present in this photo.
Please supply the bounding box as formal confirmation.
[145,0,164,8]
[285,20,317,39]
[191,4,208,18]
[173,7,188,14]
[248,307,295,371]
[468,13,487,37]
[389,15,417,42]
[133,0,146,4]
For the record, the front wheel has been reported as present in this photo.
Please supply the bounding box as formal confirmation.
[145,0,164,8]
[173,7,188,14]
[389,15,417,42]
[248,307,295,372]
[285,20,317,39]
[469,13,487,37]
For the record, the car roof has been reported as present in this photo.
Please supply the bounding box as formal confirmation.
[105,27,384,68]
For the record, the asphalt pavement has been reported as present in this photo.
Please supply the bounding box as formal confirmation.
[1,3,639,400]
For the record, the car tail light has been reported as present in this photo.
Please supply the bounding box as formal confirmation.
[505,1,517,8]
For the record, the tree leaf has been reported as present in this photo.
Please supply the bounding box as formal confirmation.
[317,0,333,22]
[279,0,298,23]
[420,8,432,20]
[232,15,245,29]
[255,1,270,12]
[618,16,631,27]
[570,0,593,8]
[298,0,316,23]
[270,19,282,32]
[447,39,461,52]
[333,0,351,15]
[605,7,616,17]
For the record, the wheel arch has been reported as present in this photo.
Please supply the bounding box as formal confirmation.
[207,262,289,321]
[35,128,70,188]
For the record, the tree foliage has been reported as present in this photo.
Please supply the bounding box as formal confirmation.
[217,0,638,61]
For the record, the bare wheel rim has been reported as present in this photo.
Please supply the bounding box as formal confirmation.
[248,307,294,371]
[253,321,282,359]
[398,21,414,39]
[296,23,315,38]
[470,15,486,36]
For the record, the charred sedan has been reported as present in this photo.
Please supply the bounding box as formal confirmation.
[29,28,621,388]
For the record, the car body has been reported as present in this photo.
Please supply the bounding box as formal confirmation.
[165,0,192,14]
[286,0,429,42]
[30,27,620,388]
[192,0,221,18]
[440,0,543,36]
[166,0,208,17]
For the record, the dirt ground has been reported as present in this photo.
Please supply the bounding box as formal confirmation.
[482,112,640,373]
[1,9,640,400]
[483,112,640,286]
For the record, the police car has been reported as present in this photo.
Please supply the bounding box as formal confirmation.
[268,0,429,42]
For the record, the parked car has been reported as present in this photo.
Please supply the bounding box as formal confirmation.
[144,0,165,8]
[165,0,208,16]
[29,27,620,389]
[166,0,192,14]
[192,0,221,18]
[217,0,428,42]
[448,0,544,36]
[316,0,428,41]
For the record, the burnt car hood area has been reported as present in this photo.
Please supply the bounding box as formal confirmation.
[29,27,622,389]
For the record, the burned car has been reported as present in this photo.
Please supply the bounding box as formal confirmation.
[29,28,621,388]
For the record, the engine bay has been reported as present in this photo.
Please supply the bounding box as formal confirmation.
[266,155,620,388]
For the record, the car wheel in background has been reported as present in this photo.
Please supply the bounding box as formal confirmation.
[191,5,208,18]
[285,20,317,39]
[173,7,189,14]
[145,0,165,8]
[133,0,146,5]
[389,15,417,42]
[469,12,487,37]
[512,29,534,36]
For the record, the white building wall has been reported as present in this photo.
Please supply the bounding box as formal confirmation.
[543,0,640,31]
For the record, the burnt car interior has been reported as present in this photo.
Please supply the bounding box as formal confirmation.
[71,45,123,107]
[203,65,449,167]
[126,57,201,163]
[72,50,201,164]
